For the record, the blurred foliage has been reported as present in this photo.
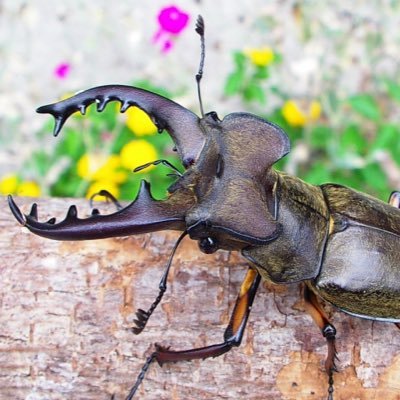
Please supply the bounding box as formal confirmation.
[225,48,282,104]
[224,49,400,201]
[2,47,399,203]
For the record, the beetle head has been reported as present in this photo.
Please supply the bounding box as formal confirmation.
[9,16,289,253]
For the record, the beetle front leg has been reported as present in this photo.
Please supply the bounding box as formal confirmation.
[127,268,261,399]
[89,189,123,211]
[303,285,337,400]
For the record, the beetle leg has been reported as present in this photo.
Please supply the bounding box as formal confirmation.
[303,285,337,400]
[126,268,261,399]
[89,189,123,211]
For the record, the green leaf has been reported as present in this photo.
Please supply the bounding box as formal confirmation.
[310,125,333,149]
[332,169,363,190]
[55,129,85,160]
[233,51,246,70]
[243,83,266,104]
[272,52,283,64]
[360,162,388,191]
[269,85,286,100]
[348,94,381,121]
[119,178,140,201]
[384,78,400,103]
[388,139,400,167]
[372,123,399,151]
[224,71,245,96]
[50,170,84,197]
[340,124,366,155]
[303,162,332,185]
[29,151,51,177]
[253,66,270,80]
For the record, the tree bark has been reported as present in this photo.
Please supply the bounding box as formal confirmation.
[1,196,400,400]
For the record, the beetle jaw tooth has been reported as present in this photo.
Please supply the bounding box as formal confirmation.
[8,195,27,226]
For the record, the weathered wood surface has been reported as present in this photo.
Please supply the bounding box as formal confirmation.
[1,195,400,400]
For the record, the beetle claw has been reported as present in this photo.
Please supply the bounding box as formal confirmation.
[136,308,149,318]
[132,309,151,334]
[133,320,146,332]
[131,326,143,335]
[8,180,192,241]
[136,310,150,323]
[36,85,205,163]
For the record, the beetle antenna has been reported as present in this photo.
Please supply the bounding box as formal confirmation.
[133,159,183,177]
[195,15,205,118]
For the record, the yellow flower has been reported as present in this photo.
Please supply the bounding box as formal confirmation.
[1,174,41,197]
[17,181,41,197]
[309,101,322,121]
[282,100,322,127]
[86,180,120,200]
[0,174,19,194]
[120,140,157,172]
[125,107,157,136]
[77,153,103,179]
[77,154,127,183]
[245,47,275,67]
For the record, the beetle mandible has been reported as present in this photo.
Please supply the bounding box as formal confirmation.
[8,16,400,400]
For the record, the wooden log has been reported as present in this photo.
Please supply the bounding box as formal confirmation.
[1,195,400,400]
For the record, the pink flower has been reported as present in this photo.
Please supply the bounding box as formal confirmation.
[54,62,71,79]
[153,6,190,53]
[158,6,189,34]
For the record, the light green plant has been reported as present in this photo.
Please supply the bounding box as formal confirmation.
[224,48,400,201]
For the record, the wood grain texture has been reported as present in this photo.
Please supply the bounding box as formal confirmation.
[1,196,400,400]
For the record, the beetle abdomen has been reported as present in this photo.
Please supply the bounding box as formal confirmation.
[313,184,400,321]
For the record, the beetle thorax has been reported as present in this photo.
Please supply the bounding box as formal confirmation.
[173,112,286,253]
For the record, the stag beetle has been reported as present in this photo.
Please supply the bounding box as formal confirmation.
[8,16,400,400]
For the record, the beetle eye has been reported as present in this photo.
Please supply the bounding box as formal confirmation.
[183,157,195,168]
[198,237,218,254]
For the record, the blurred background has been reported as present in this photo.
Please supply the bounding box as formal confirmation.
[0,0,399,202]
